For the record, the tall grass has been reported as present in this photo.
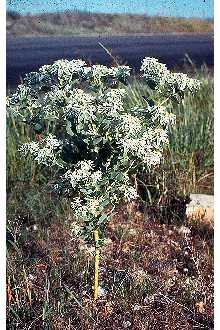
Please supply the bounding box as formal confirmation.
[7,117,72,233]
[126,68,214,196]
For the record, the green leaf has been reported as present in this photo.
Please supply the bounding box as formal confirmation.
[115,172,124,182]
[56,158,67,168]
[100,199,110,207]
[33,123,44,133]
[146,79,157,90]
[142,96,155,107]
[98,214,108,225]
[93,137,103,145]
[66,120,74,136]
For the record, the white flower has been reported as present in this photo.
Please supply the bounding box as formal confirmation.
[143,150,162,167]
[71,197,82,210]
[71,221,84,236]
[82,64,112,83]
[53,59,86,75]
[65,160,95,188]
[154,128,169,145]
[151,106,176,127]
[91,170,103,183]
[87,198,102,217]
[100,88,126,116]
[19,141,39,156]
[141,57,170,86]
[118,176,138,201]
[65,89,96,130]
[19,135,62,166]
[124,186,138,201]
[45,134,62,149]
[165,72,201,93]
[120,114,142,137]
[160,111,176,126]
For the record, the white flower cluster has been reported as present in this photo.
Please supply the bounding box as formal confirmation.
[87,64,111,80]
[119,184,138,201]
[53,59,86,74]
[69,175,137,231]
[72,197,104,219]
[60,161,108,225]
[82,64,131,82]
[122,135,163,167]
[141,57,170,86]
[64,160,96,188]
[40,59,87,85]
[166,72,201,93]
[99,88,126,116]
[141,57,201,93]
[19,134,62,166]
[120,114,142,138]
[151,106,176,127]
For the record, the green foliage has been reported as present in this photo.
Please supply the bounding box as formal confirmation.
[7,57,201,244]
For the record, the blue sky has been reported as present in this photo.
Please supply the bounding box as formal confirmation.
[7,0,214,18]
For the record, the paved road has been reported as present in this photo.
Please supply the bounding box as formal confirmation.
[7,34,214,86]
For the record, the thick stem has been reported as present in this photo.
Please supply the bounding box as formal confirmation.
[94,230,100,300]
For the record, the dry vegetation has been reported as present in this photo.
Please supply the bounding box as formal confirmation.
[7,10,214,37]
[7,202,214,329]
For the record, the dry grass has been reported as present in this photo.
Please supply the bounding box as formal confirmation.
[7,202,213,329]
[7,10,214,37]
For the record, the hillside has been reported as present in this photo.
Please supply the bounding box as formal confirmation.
[7,11,214,37]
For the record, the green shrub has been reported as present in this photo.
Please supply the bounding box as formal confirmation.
[7,57,201,244]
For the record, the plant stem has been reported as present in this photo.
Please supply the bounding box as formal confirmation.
[94,229,100,300]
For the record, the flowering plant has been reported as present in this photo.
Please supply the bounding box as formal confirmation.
[7,57,200,243]
[7,57,200,298]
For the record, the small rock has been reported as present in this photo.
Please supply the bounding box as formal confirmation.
[186,194,214,223]
[133,304,141,311]
[28,274,35,281]
[123,320,132,328]
[33,224,38,231]
[99,287,108,296]
[178,226,191,236]
[129,228,136,235]
[104,238,112,245]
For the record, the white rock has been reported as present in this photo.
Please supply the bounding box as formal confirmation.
[186,194,214,222]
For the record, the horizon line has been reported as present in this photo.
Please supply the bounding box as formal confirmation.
[6,9,214,20]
